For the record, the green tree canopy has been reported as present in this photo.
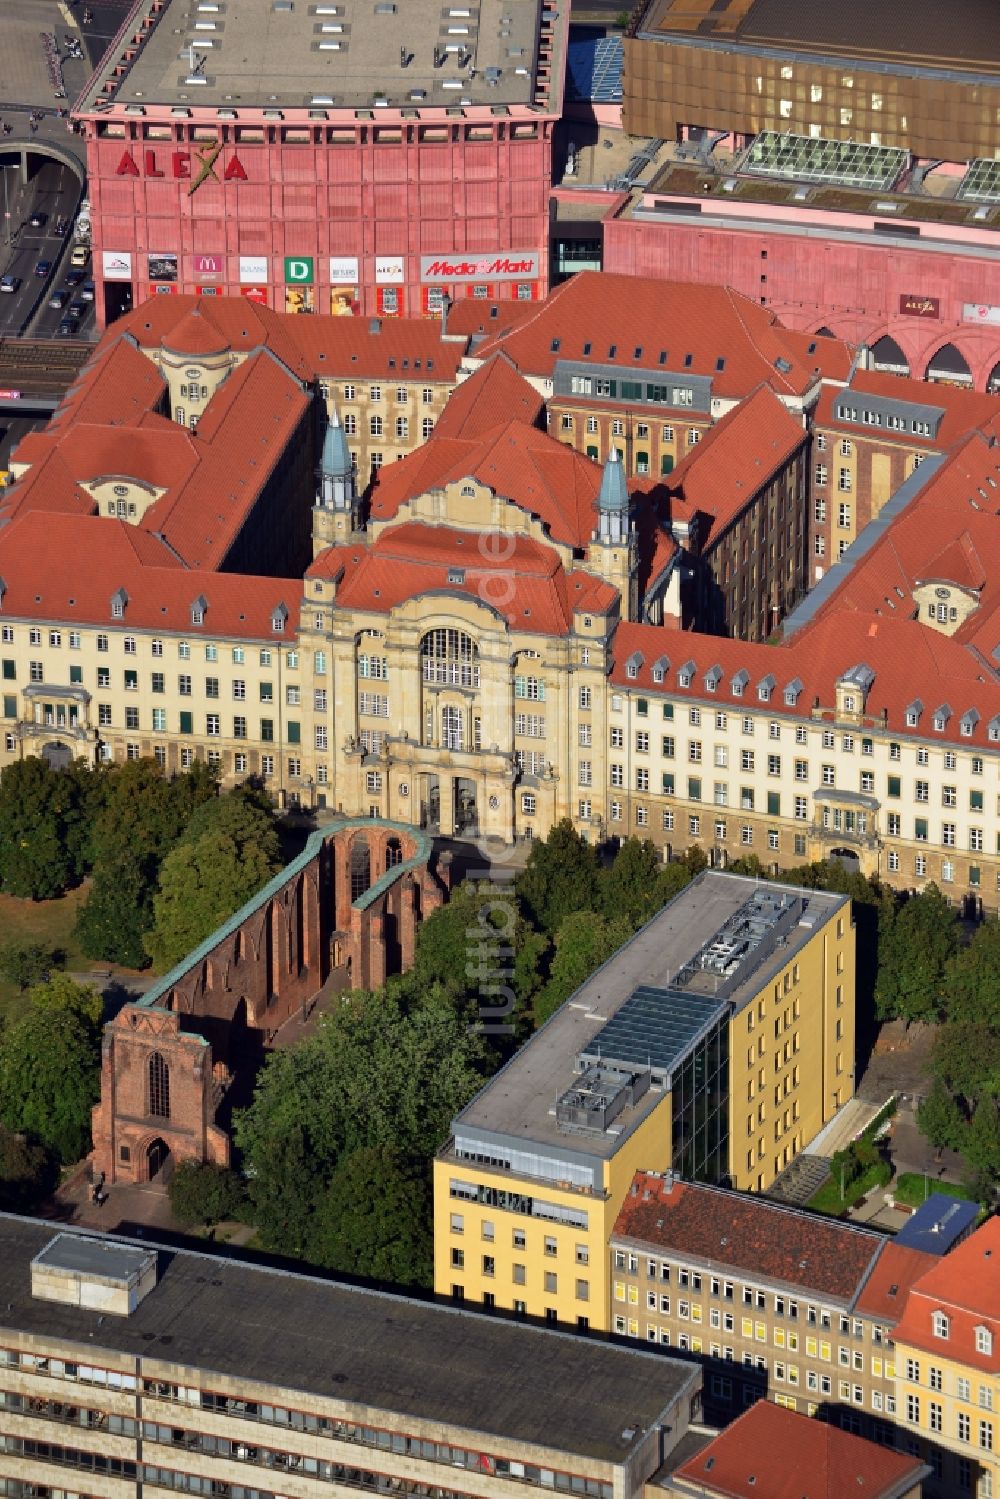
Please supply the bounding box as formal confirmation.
[917,1079,966,1155]
[0,940,60,993]
[0,1005,100,1162]
[75,847,154,968]
[962,1101,1000,1192]
[932,1021,1000,1113]
[307,1147,433,1287]
[145,806,281,971]
[25,972,103,1033]
[234,991,492,1255]
[515,819,601,936]
[0,758,87,899]
[599,837,691,929]
[535,909,634,1026]
[873,884,958,1022]
[167,1161,248,1227]
[942,919,1000,1028]
[0,1125,55,1211]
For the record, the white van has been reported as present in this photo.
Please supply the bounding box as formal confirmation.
[70,244,90,269]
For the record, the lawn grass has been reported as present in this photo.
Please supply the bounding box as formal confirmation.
[894,1172,976,1209]
[807,1160,891,1216]
[0,884,102,1021]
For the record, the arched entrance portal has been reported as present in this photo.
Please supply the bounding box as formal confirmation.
[41,741,72,771]
[829,847,861,874]
[926,342,973,386]
[146,1137,171,1182]
[869,335,910,376]
[988,359,1000,395]
[454,777,478,836]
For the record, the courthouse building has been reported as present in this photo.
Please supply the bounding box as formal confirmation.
[0,1217,701,1499]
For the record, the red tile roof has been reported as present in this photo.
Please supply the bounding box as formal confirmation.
[307,522,617,636]
[853,1242,939,1324]
[0,511,300,639]
[471,273,837,400]
[612,1172,883,1303]
[673,1401,926,1499]
[656,384,807,542]
[100,297,312,382]
[433,355,546,441]
[814,369,1000,452]
[891,1217,1000,1375]
[442,297,539,342]
[610,608,1000,750]
[369,418,604,550]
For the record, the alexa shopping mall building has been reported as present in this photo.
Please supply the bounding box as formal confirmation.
[72,0,565,327]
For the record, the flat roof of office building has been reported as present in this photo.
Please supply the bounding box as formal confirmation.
[78,0,557,114]
[449,873,847,1161]
[0,1216,697,1463]
[635,0,1000,75]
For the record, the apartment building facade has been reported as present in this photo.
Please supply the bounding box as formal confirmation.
[0,1219,701,1499]
[893,1218,1000,1499]
[608,1174,942,1445]
[433,873,853,1327]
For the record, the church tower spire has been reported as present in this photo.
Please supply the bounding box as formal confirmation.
[587,448,640,619]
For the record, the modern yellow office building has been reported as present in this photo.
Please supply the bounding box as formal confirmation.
[433,871,854,1329]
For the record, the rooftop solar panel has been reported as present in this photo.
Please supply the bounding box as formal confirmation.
[738,130,906,192]
[581,984,724,1075]
[957,158,1000,205]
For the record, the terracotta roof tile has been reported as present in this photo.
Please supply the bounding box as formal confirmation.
[612,1173,883,1303]
[0,512,299,639]
[673,1401,927,1498]
[433,355,546,441]
[891,1217,1000,1374]
[853,1241,939,1324]
[814,369,1000,452]
[369,418,603,549]
[100,297,312,382]
[308,522,617,636]
[472,273,839,399]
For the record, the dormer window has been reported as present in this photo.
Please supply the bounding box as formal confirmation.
[705,665,722,693]
[460,484,476,497]
[932,705,951,732]
[652,656,668,684]
[626,651,643,681]
[678,660,695,689]
[975,1326,993,1356]
[731,669,749,698]
[932,1311,949,1340]
[447,568,466,585]
[271,603,289,634]
[989,715,1000,743]
[784,678,803,707]
[757,675,775,702]
[905,699,922,727]
[190,594,208,628]
[110,587,127,619]
[960,709,979,737]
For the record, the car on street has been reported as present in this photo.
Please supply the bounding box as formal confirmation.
[48,289,68,310]
[80,281,95,302]
[68,299,86,319]
[56,318,78,338]
[34,260,52,279]
[29,211,48,228]
[54,217,69,238]
[70,245,89,269]
[65,269,84,287]
[0,275,21,294]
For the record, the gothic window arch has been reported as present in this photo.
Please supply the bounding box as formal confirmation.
[148,1052,170,1120]
[350,840,371,900]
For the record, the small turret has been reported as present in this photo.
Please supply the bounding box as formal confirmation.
[597,448,630,544]
[313,409,360,553]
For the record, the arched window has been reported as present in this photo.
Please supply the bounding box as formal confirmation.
[350,840,371,900]
[926,343,972,386]
[869,335,909,376]
[385,837,403,871]
[988,359,1000,395]
[421,628,480,688]
[148,1052,170,1120]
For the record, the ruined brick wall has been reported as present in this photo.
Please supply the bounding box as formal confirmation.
[91,818,447,1185]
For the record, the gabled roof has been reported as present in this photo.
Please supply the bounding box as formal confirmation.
[814,368,1000,452]
[368,418,604,550]
[854,1241,939,1323]
[100,296,312,382]
[658,384,807,542]
[672,1401,928,1499]
[612,1172,883,1304]
[162,306,233,358]
[0,511,300,639]
[891,1216,1000,1374]
[471,272,833,400]
[308,522,617,637]
[432,354,546,442]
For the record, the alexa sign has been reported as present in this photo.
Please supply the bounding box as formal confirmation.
[115,145,248,195]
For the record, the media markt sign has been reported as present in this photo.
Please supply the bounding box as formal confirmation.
[284,256,314,285]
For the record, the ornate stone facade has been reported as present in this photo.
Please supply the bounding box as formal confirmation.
[90,817,448,1185]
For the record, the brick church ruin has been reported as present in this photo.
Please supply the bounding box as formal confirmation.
[91,818,449,1185]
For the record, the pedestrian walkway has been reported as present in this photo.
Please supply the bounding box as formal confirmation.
[805,1094,883,1159]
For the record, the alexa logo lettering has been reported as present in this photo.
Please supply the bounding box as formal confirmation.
[284,256,314,285]
[115,148,248,194]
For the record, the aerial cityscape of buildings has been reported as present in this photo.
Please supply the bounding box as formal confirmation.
[0,0,998,1494]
